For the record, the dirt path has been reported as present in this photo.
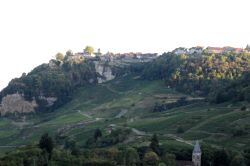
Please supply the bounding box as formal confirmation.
[130,127,194,146]
[115,109,128,118]
[165,134,194,146]
[77,110,92,119]
[131,128,149,136]
[113,123,193,146]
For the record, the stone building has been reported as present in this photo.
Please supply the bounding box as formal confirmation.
[192,141,201,166]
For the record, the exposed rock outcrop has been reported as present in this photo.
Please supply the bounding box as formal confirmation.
[38,96,57,107]
[94,61,115,83]
[0,93,37,116]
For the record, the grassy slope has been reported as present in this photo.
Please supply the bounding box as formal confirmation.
[0,74,250,156]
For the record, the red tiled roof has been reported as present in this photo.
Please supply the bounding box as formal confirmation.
[207,47,223,51]
[235,48,243,51]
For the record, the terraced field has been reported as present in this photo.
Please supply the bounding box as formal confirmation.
[0,75,249,156]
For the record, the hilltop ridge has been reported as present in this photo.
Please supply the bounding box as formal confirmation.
[1,45,250,116]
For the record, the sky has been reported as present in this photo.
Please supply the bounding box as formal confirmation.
[0,0,250,90]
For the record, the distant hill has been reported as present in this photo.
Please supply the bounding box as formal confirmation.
[0,52,155,116]
[141,51,250,101]
[1,48,250,165]
[1,49,250,116]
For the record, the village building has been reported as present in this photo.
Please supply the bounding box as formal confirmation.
[206,47,224,54]
[234,48,244,54]
[223,46,235,52]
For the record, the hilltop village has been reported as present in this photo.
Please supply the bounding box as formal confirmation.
[173,45,250,55]
[66,47,158,64]
[62,45,250,65]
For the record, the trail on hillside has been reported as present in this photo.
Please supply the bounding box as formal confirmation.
[131,128,149,136]
[165,134,193,146]
[115,109,128,118]
[113,123,193,146]
[77,110,92,119]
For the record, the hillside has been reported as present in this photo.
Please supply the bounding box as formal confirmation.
[142,51,250,100]
[1,49,250,165]
[0,74,250,165]
[0,74,249,146]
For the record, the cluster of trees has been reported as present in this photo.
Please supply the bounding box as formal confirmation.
[85,128,131,148]
[0,132,172,166]
[141,51,250,102]
[0,54,98,113]
[1,49,250,115]
[213,71,250,103]
[200,144,250,166]
[1,131,250,166]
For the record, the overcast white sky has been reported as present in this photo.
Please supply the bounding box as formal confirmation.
[0,0,250,90]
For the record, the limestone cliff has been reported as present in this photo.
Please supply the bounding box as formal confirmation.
[94,61,115,83]
[0,93,37,116]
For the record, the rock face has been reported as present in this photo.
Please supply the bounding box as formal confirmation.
[0,93,37,116]
[38,96,57,107]
[94,61,115,83]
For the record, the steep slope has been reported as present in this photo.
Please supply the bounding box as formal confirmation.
[2,50,250,116]
[142,51,250,98]
[0,58,126,115]
[1,50,250,158]
[213,71,250,103]
[0,74,249,157]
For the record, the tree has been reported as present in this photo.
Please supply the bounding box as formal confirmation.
[66,50,73,57]
[201,143,215,166]
[246,44,250,51]
[230,154,246,166]
[150,134,160,155]
[243,148,250,166]
[162,153,176,166]
[176,126,184,134]
[39,133,54,159]
[55,52,65,61]
[84,46,94,55]
[124,147,140,166]
[94,128,102,141]
[214,149,230,166]
[143,151,159,166]
[64,139,76,150]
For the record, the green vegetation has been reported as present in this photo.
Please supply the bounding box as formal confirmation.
[141,51,250,102]
[84,46,94,55]
[0,56,98,112]
[1,49,250,165]
[55,52,64,61]
[214,71,250,103]
[0,75,250,156]
[1,133,249,166]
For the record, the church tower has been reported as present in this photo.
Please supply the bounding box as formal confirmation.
[192,141,201,166]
